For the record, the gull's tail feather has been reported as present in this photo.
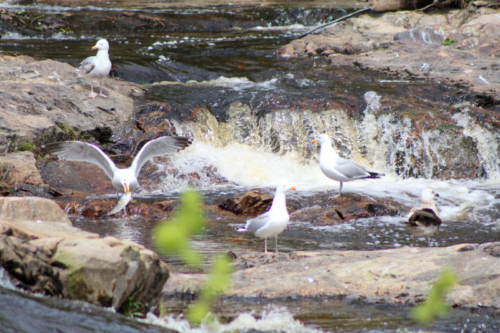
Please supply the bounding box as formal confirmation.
[367,171,384,179]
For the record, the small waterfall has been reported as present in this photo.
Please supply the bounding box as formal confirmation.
[172,91,499,182]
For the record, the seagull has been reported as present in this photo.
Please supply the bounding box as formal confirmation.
[238,184,296,254]
[43,136,192,215]
[312,133,384,196]
[79,39,112,99]
[405,188,442,247]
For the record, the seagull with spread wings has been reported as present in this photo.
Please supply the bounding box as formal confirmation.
[44,136,192,215]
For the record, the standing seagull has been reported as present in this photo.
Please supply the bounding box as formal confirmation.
[405,188,442,247]
[312,134,384,196]
[238,184,296,254]
[43,136,191,215]
[79,39,112,99]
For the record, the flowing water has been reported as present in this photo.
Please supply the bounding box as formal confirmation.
[1,0,500,332]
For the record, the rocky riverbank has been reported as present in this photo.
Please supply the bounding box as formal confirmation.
[1,2,500,319]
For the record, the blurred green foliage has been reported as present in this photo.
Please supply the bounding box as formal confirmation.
[411,268,458,323]
[154,190,204,266]
[154,190,232,324]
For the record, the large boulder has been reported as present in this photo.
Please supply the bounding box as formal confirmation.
[0,55,144,154]
[0,197,169,313]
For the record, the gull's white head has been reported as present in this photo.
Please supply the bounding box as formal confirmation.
[311,133,332,146]
[92,39,109,51]
[276,184,296,194]
[421,188,439,206]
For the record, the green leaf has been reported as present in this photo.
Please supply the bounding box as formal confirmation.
[411,268,458,323]
[153,190,204,265]
[186,301,210,324]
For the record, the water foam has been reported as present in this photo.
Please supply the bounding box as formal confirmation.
[163,141,326,189]
[143,306,323,333]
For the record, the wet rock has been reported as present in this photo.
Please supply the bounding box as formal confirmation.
[219,191,274,216]
[290,193,404,224]
[165,244,500,308]
[0,55,143,154]
[40,160,116,196]
[58,196,176,221]
[0,197,169,313]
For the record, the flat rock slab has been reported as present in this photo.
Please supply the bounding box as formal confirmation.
[165,244,500,309]
[0,197,169,313]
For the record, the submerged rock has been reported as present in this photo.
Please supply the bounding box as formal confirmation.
[0,197,169,313]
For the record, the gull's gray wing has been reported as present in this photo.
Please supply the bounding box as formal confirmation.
[131,136,192,177]
[43,141,117,180]
[244,212,270,232]
[79,56,95,74]
[334,158,370,179]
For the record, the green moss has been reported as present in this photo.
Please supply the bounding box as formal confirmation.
[443,39,456,46]
[17,142,35,152]
[67,273,93,301]
[56,123,79,141]
[437,123,463,132]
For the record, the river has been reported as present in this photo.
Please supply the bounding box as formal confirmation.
[1,0,500,332]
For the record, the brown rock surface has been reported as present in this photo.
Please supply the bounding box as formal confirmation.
[0,197,169,313]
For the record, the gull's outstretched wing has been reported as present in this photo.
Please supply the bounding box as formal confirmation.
[131,136,192,177]
[43,141,117,180]
[79,56,95,75]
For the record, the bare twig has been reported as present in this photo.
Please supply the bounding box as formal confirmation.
[298,7,372,39]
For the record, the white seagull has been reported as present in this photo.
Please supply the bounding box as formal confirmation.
[238,184,296,254]
[43,136,192,215]
[405,188,442,247]
[79,39,112,99]
[312,133,384,196]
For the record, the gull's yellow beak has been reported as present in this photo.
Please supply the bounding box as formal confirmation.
[91,45,98,50]
[311,139,318,143]
[290,186,297,191]
[123,183,130,193]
